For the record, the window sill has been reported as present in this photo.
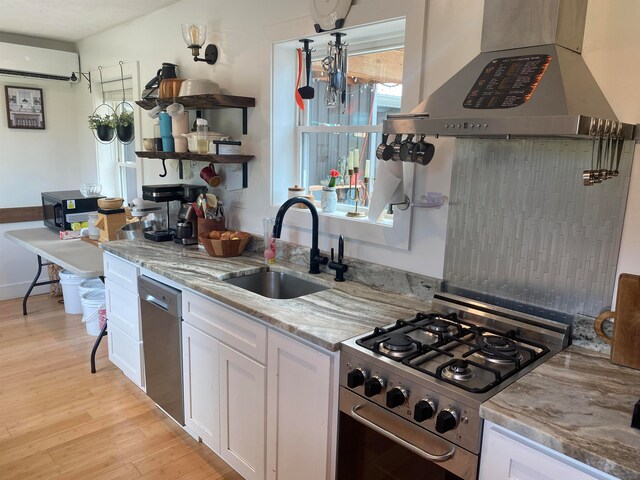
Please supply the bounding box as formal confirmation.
[268,202,407,250]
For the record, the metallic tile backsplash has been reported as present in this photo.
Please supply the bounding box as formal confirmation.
[444,138,633,320]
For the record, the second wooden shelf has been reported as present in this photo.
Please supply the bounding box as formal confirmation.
[135,151,254,163]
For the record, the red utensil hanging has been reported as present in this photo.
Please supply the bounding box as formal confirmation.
[295,48,305,111]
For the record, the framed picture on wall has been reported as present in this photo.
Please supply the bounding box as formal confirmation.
[4,86,45,129]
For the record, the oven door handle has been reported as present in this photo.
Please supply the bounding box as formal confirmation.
[350,403,456,463]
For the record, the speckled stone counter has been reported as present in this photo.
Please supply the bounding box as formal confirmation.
[480,346,640,479]
[101,240,430,351]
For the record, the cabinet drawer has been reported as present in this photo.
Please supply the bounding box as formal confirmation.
[183,291,267,363]
[480,422,616,480]
[106,279,141,340]
[108,322,145,390]
[104,253,139,293]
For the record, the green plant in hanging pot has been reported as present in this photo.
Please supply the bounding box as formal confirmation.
[115,110,135,143]
[88,113,116,142]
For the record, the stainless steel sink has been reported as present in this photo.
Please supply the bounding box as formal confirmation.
[223,271,329,299]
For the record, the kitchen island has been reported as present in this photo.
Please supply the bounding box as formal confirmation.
[480,346,640,480]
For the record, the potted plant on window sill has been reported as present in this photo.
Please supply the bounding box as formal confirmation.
[88,113,116,142]
[321,169,340,213]
[115,110,134,143]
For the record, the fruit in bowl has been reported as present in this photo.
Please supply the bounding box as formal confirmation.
[200,230,251,257]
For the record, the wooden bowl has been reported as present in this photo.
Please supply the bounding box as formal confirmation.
[97,197,124,209]
[199,231,251,257]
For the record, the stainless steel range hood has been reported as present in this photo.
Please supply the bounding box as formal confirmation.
[384,0,635,140]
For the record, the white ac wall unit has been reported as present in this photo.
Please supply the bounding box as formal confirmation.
[0,42,79,81]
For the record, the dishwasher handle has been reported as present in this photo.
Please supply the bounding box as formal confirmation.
[138,275,181,317]
[143,293,170,312]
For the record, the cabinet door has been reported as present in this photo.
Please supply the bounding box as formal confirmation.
[219,343,266,480]
[105,279,141,340]
[182,322,220,453]
[108,322,144,390]
[266,330,335,480]
[479,421,617,480]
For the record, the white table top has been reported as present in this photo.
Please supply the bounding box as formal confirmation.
[5,228,103,278]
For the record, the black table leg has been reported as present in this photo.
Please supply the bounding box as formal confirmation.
[23,254,59,315]
[90,320,108,374]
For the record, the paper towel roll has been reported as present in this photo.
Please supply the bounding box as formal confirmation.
[368,160,404,222]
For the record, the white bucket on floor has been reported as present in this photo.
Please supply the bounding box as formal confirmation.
[81,290,106,336]
[78,278,104,301]
[59,270,83,314]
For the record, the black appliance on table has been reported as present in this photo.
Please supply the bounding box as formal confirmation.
[338,292,571,480]
[41,190,104,232]
[141,184,207,243]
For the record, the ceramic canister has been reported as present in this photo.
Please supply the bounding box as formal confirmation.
[171,113,190,152]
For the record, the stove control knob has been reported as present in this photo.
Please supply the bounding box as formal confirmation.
[435,409,459,434]
[364,377,384,397]
[347,368,366,388]
[413,399,436,422]
[385,387,407,408]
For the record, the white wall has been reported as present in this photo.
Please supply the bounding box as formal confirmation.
[3,0,637,302]
[76,0,639,282]
[0,76,90,300]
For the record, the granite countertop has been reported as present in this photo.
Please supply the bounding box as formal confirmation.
[480,346,640,480]
[101,240,429,350]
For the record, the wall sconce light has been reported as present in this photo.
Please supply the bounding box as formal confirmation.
[70,71,92,92]
[181,24,218,65]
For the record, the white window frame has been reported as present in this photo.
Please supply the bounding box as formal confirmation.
[267,0,426,250]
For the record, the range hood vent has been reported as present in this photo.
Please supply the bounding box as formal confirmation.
[384,0,635,140]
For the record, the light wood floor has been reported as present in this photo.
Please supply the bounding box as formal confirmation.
[0,294,243,480]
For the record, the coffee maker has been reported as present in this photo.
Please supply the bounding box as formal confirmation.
[174,203,198,245]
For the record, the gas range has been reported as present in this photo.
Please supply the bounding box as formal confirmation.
[339,292,571,477]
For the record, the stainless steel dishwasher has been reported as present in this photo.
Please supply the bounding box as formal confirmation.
[139,275,184,425]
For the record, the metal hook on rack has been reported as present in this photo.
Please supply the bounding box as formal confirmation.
[119,61,126,102]
[98,66,106,104]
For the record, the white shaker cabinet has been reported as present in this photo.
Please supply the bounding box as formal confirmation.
[182,291,267,480]
[266,329,338,480]
[182,321,221,453]
[479,421,618,480]
[103,252,145,390]
[220,343,266,480]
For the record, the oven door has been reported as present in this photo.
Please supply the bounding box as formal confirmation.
[337,388,478,480]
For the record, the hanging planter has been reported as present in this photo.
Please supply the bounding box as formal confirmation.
[89,67,116,144]
[115,108,134,144]
[88,108,116,143]
[115,63,135,144]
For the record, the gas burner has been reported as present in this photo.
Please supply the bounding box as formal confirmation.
[428,318,453,332]
[477,334,522,364]
[442,359,475,381]
[376,333,418,359]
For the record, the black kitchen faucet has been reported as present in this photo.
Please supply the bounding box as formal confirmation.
[272,197,328,274]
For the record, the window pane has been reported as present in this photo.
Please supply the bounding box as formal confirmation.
[303,130,381,211]
[309,48,404,127]
[299,47,403,219]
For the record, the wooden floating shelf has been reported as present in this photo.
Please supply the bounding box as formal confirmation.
[135,94,255,111]
[135,151,255,163]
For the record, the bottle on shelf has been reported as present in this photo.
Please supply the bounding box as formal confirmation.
[196,118,209,154]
